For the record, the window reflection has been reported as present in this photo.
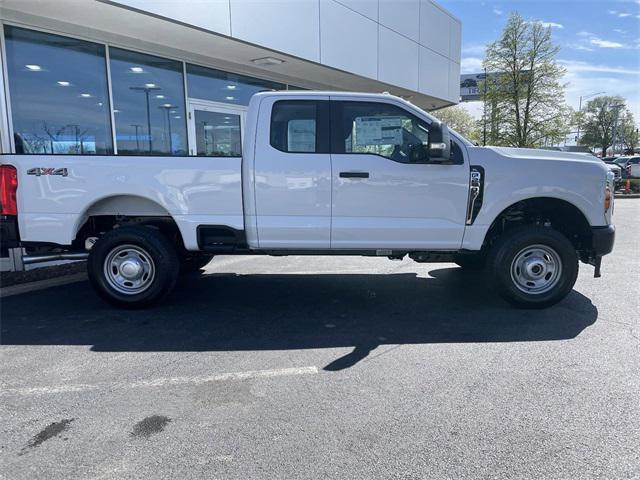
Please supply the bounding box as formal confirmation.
[194,110,241,156]
[109,48,187,155]
[187,64,285,106]
[4,26,113,154]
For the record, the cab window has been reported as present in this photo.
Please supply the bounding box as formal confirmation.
[270,100,330,153]
[331,101,429,163]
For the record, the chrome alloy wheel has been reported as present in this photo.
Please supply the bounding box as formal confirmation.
[510,244,562,295]
[103,244,155,295]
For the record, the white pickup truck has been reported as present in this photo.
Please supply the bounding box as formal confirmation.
[0,91,615,308]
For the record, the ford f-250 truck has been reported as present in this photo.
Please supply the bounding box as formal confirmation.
[0,91,615,308]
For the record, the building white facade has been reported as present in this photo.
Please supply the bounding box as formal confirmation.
[0,0,461,156]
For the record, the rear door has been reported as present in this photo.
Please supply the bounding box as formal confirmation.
[329,99,469,249]
[253,97,331,248]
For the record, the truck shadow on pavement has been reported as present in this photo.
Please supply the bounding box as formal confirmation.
[1,267,598,371]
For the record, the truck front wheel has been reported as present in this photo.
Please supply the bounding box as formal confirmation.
[87,226,179,308]
[487,226,578,308]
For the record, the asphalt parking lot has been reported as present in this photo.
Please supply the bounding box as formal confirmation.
[1,200,639,480]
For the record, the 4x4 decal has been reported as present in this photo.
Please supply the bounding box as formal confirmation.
[27,167,68,177]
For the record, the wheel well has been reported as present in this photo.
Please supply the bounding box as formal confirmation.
[84,195,169,217]
[73,215,185,253]
[483,198,592,252]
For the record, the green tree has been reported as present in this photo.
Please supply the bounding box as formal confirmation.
[618,110,639,153]
[578,96,626,155]
[432,105,481,143]
[482,12,567,147]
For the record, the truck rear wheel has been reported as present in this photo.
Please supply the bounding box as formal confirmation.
[487,226,578,309]
[87,226,179,308]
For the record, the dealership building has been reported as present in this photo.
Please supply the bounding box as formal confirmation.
[0,0,460,157]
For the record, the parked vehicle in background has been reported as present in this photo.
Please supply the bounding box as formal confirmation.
[542,149,622,189]
[614,156,640,179]
[600,157,622,189]
[629,163,640,179]
[0,91,616,309]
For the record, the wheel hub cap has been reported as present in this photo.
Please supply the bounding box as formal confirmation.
[510,244,562,295]
[120,259,143,279]
[103,244,155,295]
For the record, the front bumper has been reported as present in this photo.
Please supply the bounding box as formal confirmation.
[588,225,615,278]
[591,225,615,256]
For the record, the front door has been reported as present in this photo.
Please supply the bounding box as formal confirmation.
[187,100,246,157]
[330,99,469,250]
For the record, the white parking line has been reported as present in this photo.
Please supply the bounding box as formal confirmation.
[0,366,319,396]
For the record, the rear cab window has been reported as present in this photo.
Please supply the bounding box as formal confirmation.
[270,100,329,153]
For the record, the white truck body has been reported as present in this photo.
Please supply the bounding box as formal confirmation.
[0,91,615,308]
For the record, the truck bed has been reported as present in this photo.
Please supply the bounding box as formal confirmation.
[3,154,244,251]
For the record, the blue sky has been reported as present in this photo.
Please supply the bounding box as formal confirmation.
[438,0,640,124]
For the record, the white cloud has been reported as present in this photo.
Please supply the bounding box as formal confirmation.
[492,7,503,15]
[558,60,640,76]
[609,8,636,17]
[572,30,638,51]
[590,37,624,48]
[461,57,483,74]
[562,60,640,125]
[568,44,594,52]
[457,101,484,121]
[462,43,487,56]
[527,20,564,29]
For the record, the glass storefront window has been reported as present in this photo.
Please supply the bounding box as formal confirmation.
[4,26,113,154]
[109,48,187,155]
[194,110,242,157]
[187,64,285,106]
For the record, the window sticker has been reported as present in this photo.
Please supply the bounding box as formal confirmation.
[287,119,316,152]
[354,116,404,146]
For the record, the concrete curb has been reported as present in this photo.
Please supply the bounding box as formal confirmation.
[0,272,87,298]
[0,261,86,287]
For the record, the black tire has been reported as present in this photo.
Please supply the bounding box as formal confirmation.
[87,226,179,308]
[487,225,578,309]
[454,253,486,270]
[180,254,214,273]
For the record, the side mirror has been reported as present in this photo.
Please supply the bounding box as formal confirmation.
[428,120,451,163]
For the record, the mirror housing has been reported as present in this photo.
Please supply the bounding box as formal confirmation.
[428,120,451,163]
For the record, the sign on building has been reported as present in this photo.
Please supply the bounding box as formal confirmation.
[459,73,486,102]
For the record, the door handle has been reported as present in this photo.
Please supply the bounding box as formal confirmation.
[339,171,369,179]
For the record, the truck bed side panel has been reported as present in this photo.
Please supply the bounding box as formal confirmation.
[5,154,243,250]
